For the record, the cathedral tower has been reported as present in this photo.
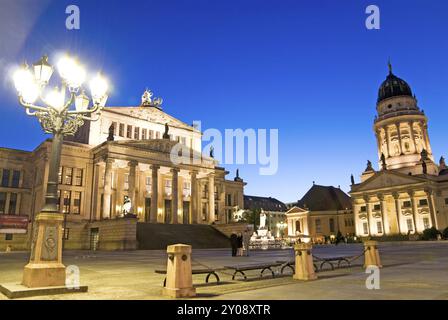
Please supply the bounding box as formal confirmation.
[373,62,437,175]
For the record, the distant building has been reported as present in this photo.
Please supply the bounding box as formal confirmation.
[286,184,355,242]
[243,195,288,237]
[350,64,448,236]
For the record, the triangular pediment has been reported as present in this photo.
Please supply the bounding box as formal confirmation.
[104,106,196,132]
[351,171,426,193]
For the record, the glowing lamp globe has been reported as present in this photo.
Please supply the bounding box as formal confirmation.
[75,91,90,112]
[89,74,108,105]
[45,87,65,112]
[33,55,53,84]
[57,55,86,89]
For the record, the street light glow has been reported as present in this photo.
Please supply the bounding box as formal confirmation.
[90,73,109,105]
[44,87,65,111]
[57,55,86,89]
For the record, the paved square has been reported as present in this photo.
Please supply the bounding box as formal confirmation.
[0,241,447,300]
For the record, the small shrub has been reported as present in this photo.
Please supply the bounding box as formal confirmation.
[442,227,448,240]
[421,227,441,241]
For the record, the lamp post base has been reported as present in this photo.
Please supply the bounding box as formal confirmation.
[22,212,66,288]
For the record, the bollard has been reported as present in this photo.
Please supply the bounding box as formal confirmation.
[363,240,382,268]
[162,244,196,298]
[293,243,317,281]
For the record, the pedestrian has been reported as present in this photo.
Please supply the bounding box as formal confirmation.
[237,233,243,256]
[243,228,251,256]
[230,232,238,257]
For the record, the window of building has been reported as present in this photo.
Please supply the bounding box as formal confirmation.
[146,176,151,193]
[402,201,411,208]
[423,217,430,229]
[202,206,207,221]
[63,228,70,240]
[148,130,154,139]
[142,128,147,140]
[373,204,381,211]
[119,123,124,137]
[156,131,160,139]
[5,234,13,241]
[360,206,366,213]
[202,184,208,199]
[126,125,132,138]
[329,218,335,233]
[58,166,63,184]
[57,190,61,212]
[165,180,172,195]
[445,198,448,205]
[295,220,301,233]
[72,192,81,215]
[63,191,71,213]
[134,127,140,139]
[111,122,117,135]
[64,167,73,185]
[226,194,232,206]
[1,169,10,187]
[0,192,6,214]
[8,193,17,214]
[377,221,383,234]
[406,219,414,232]
[11,170,20,188]
[124,174,129,190]
[73,168,83,186]
[419,199,428,206]
[214,185,218,200]
[181,137,186,145]
[315,219,322,233]
[363,222,369,235]
[183,181,191,197]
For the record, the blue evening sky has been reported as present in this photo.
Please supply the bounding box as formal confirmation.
[0,0,447,203]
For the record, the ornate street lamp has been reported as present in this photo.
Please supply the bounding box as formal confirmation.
[12,54,109,288]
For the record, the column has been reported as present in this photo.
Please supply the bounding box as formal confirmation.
[92,163,101,220]
[375,130,382,160]
[385,126,392,158]
[102,157,113,219]
[128,160,138,214]
[408,190,418,234]
[420,121,429,152]
[208,173,215,223]
[190,170,198,224]
[363,196,373,236]
[378,194,389,235]
[171,168,179,224]
[395,123,403,155]
[408,121,417,154]
[421,122,432,154]
[393,192,402,234]
[150,165,159,223]
[425,189,438,229]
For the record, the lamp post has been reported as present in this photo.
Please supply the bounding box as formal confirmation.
[12,54,109,288]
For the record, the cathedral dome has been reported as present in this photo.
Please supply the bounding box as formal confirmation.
[377,63,413,103]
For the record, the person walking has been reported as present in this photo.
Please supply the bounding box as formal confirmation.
[243,229,251,256]
[230,232,238,257]
[237,233,244,256]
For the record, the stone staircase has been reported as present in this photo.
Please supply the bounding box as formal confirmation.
[136,223,231,250]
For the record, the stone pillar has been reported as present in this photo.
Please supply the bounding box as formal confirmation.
[425,189,438,229]
[293,243,317,281]
[363,196,373,236]
[103,158,114,219]
[190,170,198,224]
[395,123,403,155]
[408,190,418,233]
[393,192,402,234]
[385,125,392,158]
[363,240,382,268]
[150,165,159,223]
[408,121,417,154]
[171,168,179,224]
[162,244,196,298]
[353,202,361,236]
[375,130,382,161]
[128,160,138,214]
[93,163,101,220]
[208,173,215,223]
[421,122,432,154]
[378,194,389,235]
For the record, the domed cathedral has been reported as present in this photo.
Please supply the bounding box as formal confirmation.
[350,63,448,238]
[374,62,437,174]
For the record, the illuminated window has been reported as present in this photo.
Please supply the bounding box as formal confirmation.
[73,168,83,186]
[406,219,414,232]
[124,174,129,190]
[146,176,151,193]
[126,125,132,138]
[72,192,81,215]
[58,167,63,184]
[377,221,383,234]
[423,217,430,229]
[363,222,368,235]
[119,123,124,137]
[63,191,71,213]
[183,181,191,197]
[57,190,61,212]
[165,180,172,195]
[64,167,73,185]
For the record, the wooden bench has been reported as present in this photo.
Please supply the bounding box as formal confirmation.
[313,256,351,271]
[224,262,283,280]
[155,268,220,287]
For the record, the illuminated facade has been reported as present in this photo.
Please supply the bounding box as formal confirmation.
[350,64,448,236]
[0,90,245,250]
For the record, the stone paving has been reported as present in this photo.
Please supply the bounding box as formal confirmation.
[0,241,447,300]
